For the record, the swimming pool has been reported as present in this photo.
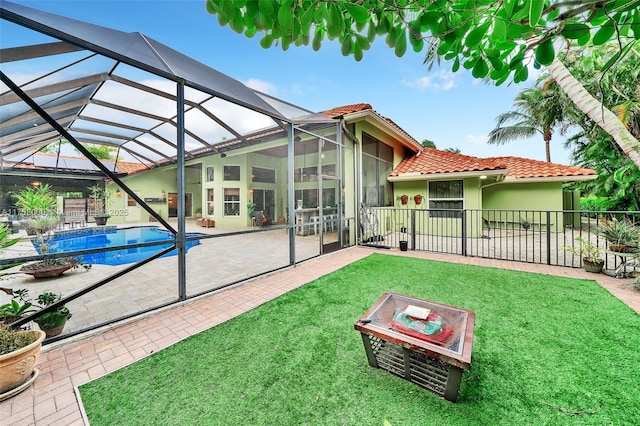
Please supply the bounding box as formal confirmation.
[33,226,202,266]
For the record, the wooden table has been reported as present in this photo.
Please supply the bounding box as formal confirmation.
[354,292,475,402]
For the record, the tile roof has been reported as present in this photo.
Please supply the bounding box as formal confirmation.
[486,156,597,179]
[390,148,597,180]
[4,152,148,175]
[390,148,507,176]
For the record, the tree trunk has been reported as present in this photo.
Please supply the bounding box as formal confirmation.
[547,58,640,169]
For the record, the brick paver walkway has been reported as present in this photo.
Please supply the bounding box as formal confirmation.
[2,247,638,425]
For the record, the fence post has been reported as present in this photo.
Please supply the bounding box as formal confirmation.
[410,209,416,250]
[462,209,467,256]
[546,211,552,265]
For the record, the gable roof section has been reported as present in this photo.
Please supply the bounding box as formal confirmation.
[322,103,422,151]
[2,152,148,175]
[389,148,597,182]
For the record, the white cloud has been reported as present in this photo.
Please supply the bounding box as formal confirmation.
[244,78,276,95]
[466,134,488,145]
[402,70,457,91]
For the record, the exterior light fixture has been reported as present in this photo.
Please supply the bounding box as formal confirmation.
[161,189,166,197]
[115,189,122,196]
[479,175,487,180]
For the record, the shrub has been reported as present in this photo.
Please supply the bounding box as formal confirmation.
[0,324,36,355]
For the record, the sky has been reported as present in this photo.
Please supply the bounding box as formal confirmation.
[1,0,574,165]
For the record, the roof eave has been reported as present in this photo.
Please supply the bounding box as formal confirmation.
[389,169,507,182]
[344,110,422,152]
[502,175,598,183]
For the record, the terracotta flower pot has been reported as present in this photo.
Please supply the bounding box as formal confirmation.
[400,195,408,205]
[0,330,45,397]
[414,195,422,205]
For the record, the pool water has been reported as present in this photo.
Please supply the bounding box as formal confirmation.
[33,226,202,266]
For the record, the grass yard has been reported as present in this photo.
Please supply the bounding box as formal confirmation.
[79,254,640,425]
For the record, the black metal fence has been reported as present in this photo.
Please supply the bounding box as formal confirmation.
[358,207,640,273]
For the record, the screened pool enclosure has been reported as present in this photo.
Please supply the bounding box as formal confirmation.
[0,1,358,341]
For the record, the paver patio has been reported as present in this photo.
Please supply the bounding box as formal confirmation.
[1,246,638,425]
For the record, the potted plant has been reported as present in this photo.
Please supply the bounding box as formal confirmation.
[13,184,57,235]
[18,216,79,278]
[194,207,202,219]
[0,324,45,400]
[598,217,640,253]
[88,183,112,226]
[563,237,605,273]
[397,195,409,205]
[33,292,72,338]
[413,194,423,205]
[0,223,20,253]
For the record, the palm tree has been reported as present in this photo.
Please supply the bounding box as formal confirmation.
[546,48,640,169]
[487,85,568,162]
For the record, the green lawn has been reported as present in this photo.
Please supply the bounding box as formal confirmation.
[79,254,640,425]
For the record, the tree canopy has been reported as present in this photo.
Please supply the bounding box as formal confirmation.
[206,0,640,85]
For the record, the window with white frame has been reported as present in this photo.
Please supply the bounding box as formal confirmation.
[224,165,240,181]
[207,188,214,216]
[223,188,240,216]
[206,166,214,182]
[428,180,463,218]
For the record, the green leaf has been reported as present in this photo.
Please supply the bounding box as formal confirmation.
[561,23,590,40]
[593,20,616,45]
[528,0,544,27]
[354,41,364,61]
[472,58,489,78]
[312,28,323,51]
[535,38,555,66]
[258,0,275,16]
[259,34,274,49]
[395,28,407,57]
[514,64,529,83]
[344,2,369,24]
[277,1,293,28]
[464,22,490,48]
[452,57,460,72]
[355,33,371,51]
[341,37,352,56]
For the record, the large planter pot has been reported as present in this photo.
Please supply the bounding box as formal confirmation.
[583,258,604,273]
[0,330,45,399]
[399,241,408,251]
[94,215,110,226]
[20,262,74,278]
[36,313,70,338]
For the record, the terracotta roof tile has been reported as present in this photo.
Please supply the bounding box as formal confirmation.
[486,156,597,178]
[320,103,373,118]
[390,148,507,176]
[390,148,597,179]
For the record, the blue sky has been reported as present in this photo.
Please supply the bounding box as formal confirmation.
[2,0,574,165]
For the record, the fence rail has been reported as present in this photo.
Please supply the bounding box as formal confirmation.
[359,207,640,273]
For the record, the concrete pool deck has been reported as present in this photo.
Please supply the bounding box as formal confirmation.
[1,243,639,424]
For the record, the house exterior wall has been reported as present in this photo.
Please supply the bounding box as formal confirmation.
[482,181,564,229]
[390,178,484,237]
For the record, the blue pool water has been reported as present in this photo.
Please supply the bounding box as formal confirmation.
[33,226,202,266]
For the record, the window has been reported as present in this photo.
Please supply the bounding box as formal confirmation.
[224,165,240,181]
[428,180,463,218]
[252,167,276,183]
[362,133,393,206]
[223,188,240,216]
[206,166,214,182]
[207,188,214,216]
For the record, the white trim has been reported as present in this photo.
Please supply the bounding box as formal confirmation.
[502,175,597,183]
[344,110,423,151]
[389,170,507,182]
